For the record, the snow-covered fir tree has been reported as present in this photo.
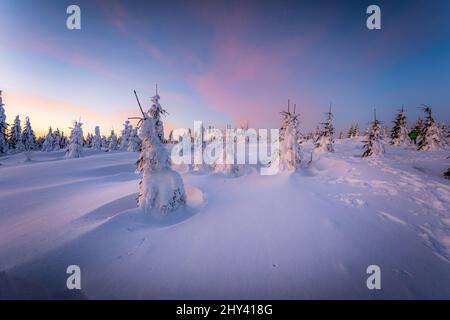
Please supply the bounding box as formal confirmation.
[438,123,449,147]
[127,127,141,152]
[314,105,335,153]
[35,136,45,150]
[347,125,354,138]
[9,115,24,152]
[362,110,385,157]
[100,135,107,148]
[279,106,303,170]
[92,126,102,150]
[59,131,68,149]
[66,121,84,158]
[119,120,132,150]
[85,133,93,148]
[22,116,36,151]
[136,113,186,214]
[41,127,54,152]
[0,90,8,154]
[108,129,118,151]
[390,106,410,146]
[147,86,167,143]
[352,124,360,138]
[417,105,445,151]
[53,129,61,150]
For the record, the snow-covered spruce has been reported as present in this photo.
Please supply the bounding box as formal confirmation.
[41,127,54,152]
[279,108,302,170]
[9,115,24,152]
[92,126,102,150]
[120,120,132,150]
[22,116,36,151]
[347,124,360,139]
[53,129,61,150]
[127,127,141,152]
[314,106,335,153]
[417,105,445,151]
[137,116,186,214]
[391,106,410,146]
[0,90,8,154]
[66,121,84,158]
[147,90,167,143]
[362,111,385,158]
[108,130,118,151]
[438,123,449,147]
[85,133,93,148]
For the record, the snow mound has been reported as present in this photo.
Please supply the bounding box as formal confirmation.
[185,186,205,209]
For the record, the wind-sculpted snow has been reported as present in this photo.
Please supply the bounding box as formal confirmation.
[0,140,450,299]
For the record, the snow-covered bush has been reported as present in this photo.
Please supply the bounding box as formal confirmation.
[66,121,84,158]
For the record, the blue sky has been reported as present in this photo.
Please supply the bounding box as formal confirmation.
[0,0,449,135]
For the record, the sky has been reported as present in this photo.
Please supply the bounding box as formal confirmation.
[1,0,450,137]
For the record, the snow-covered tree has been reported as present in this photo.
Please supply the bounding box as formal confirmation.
[85,133,93,148]
[9,115,23,152]
[417,105,444,151]
[0,90,9,154]
[119,120,132,150]
[352,124,360,138]
[362,110,385,157]
[92,126,102,150]
[35,136,45,150]
[59,131,68,149]
[101,135,108,148]
[314,105,335,153]
[147,88,167,143]
[53,129,61,150]
[22,116,36,151]
[66,121,84,158]
[41,127,54,152]
[438,123,449,147]
[347,125,354,138]
[391,106,410,146]
[127,127,141,152]
[108,130,118,151]
[279,108,302,170]
[137,115,186,214]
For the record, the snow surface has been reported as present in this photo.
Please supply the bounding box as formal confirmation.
[1,140,450,299]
